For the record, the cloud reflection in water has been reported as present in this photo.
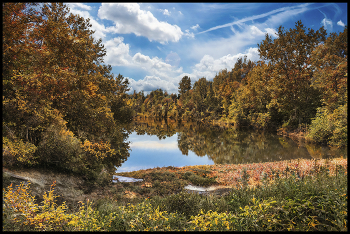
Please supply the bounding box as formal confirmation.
[115,132,214,173]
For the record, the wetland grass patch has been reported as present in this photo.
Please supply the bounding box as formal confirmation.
[3,158,347,231]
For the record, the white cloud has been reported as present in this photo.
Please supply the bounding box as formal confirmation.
[197,3,311,35]
[67,3,91,11]
[189,47,260,82]
[191,24,200,31]
[250,25,265,36]
[75,3,91,10]
[337,20,345,27]
[190,25,275,61]
[184,29,195,38]
[264,4,311,26]
[130,141,178,150]
[104,37,132,66]
[98,3,183,44]
[132,53,172,71]
[127,47,260,93]
[265,28,278,37]
[128,76,178,93]
[319,9,333,30]
[160,9,170,16]
[321,18,333,30]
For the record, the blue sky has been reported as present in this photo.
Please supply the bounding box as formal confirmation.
[64,2,347,94]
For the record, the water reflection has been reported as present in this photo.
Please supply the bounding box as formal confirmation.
[116,132,214,172]
[116,119,347,172]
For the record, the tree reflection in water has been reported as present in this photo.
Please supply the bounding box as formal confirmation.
[128,119,347,166]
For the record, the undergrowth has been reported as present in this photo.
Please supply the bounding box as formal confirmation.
[3,160,347,231]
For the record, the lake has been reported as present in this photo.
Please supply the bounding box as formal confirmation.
[115,120,347,173]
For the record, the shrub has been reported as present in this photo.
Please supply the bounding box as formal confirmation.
[3,181,74,231]
[3,137,38,167]
[2,181,117,231]
[307,104,347,147]
[35,117,83,171]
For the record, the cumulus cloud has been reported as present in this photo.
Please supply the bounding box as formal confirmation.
[337,20,345,27]
[189,47,260,82]
[98,3,183,44]
[104,37,132,66]
[132,53,172,71]
[128,76,178,93]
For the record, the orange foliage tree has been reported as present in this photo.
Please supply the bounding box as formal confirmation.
[3,3,130,179]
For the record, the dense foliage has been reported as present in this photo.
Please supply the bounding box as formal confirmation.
[128,21,347,147]
[3,158,347,231]
[2,3,132,181]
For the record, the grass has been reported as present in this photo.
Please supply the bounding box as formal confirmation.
[3,158,347,231]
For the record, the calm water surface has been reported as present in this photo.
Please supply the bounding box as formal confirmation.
[115,121,347,173]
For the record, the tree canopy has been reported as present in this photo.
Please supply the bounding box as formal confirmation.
[3,3,132,182]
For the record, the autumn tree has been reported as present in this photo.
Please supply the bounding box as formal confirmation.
[3,3,131,181]
[178,75,191,97]
[258,20,327,128]
[192,77,209,115]
[229,61,280,129]
[307,26,347,147]
[310,26,347,110]
[213,57,254,117]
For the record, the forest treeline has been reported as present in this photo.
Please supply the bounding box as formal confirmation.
[127,21,347,148]
[3,3,134,183]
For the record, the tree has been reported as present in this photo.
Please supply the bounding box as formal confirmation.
[258,20,327,127]
[178,75,191,97]
[193,77,209,114]
[310,26,347,111]
[306,26,347,147]
[2,3,130,180]
[229,61,278,129]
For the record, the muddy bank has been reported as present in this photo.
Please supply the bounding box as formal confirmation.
[2,167,111,211]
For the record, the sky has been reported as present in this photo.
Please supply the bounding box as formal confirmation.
[64,2,347,94]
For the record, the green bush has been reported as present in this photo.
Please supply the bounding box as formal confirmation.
[307,104,347,147]
[36,119,83,172]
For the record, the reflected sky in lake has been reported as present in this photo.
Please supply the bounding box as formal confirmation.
[115,132,214,172]
[115,121,347,173]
